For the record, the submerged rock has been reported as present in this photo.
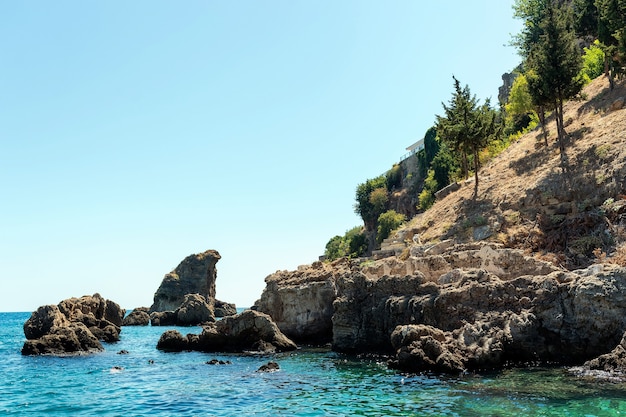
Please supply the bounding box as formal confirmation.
[257,361,280,373]
[22,294,125,356]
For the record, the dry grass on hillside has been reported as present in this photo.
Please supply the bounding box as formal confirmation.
[404,75,626,269]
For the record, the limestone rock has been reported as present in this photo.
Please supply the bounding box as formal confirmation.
[22,294,124,356]
[156,330,192,352]
[214,299,237,317]
[582,331,626,374]
[176,293,215,326]
[150,311,177,326]
[122,308,150,326]
[150,250,221,312]
[254,242,626,373]
[610,97,625,112]
[156,310,297,354]
[253,260,343,343]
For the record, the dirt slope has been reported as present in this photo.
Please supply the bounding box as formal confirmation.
[403,75,626,268]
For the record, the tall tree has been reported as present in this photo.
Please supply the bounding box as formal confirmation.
[596,0,626,89]
[512,0,551,59]
[526,1,583,161]
[436,77,500,197]
[573,0,599,37]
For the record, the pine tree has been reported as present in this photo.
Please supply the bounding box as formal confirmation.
[526,1,583,162]
[596,0,626,89]
[436,77,500,197]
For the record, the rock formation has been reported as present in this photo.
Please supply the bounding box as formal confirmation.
[156,310,297,353]
[214,299,237,317]
[122,307,150,326]
[176,293,215,326]
[149,294,215,326]
[254,243,626,373]
[150,250,221,313]
[253,261,341,343]
[22,294,125,355]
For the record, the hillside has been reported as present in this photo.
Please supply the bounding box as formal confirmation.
[394,75,626,269]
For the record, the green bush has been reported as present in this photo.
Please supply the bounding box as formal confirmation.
[386,164,403,191]
[354,175,387,229]
[376,210,406,244]
[580,40,605,85]
[324,226,368,261]
[418,169,438,210]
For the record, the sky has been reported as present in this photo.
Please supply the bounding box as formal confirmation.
[0,1,522,312]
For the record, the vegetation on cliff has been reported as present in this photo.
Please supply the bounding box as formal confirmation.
[324,0,626,267]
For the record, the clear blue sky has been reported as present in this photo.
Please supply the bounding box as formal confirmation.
[0,1,522,312]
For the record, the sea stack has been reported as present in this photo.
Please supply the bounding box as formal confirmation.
[150,249,221,313]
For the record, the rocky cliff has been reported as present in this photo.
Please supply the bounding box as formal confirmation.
[150,250,221,313]
[255,243,626,373]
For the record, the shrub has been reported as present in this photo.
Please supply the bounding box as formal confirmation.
[386,164,403,191]
[418,169,438,210]
[324,226,368,261]
[376,210,406,244]
[580,40,605,85]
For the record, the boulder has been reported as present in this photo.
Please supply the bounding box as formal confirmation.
[156,330,193,352]
[122,308,151,326]
[21,294,124,356]
[582,331,626,374]
[257,361,280,372]
[176,293,215,326]
[150,311,177,326]
[150,250,221,312]
[214,299,237,317]
[156,310,297,354]
[22,322,103,356]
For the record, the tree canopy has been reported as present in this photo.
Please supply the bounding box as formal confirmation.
[526,1,583,159]
[436,77,500,197]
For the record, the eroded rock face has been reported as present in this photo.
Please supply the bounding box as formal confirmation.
[344,263,626,373]
[22,294,125,356]
[255,242,626,373]
[156,310,297,353]
[150,250,221,312]
[253,260,345,343]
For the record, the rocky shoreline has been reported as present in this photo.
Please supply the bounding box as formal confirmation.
[254,242,626,376]
[21,245,626,380]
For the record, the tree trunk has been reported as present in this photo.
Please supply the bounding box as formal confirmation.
[537,106,548,147]
[473,147,479,199]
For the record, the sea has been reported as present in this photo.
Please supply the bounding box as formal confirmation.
[3,311,626,416]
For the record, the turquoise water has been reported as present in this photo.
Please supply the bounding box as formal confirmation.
[2,312,626,416]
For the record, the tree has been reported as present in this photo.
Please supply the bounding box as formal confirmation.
[596,0,626,89]
[354,175,387,232]
[573,0,598,37]
[526,1,583,160]
[512,0,551,59]
[504,72,536,135]
[417,127,439,178]
[436,77,499,197]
